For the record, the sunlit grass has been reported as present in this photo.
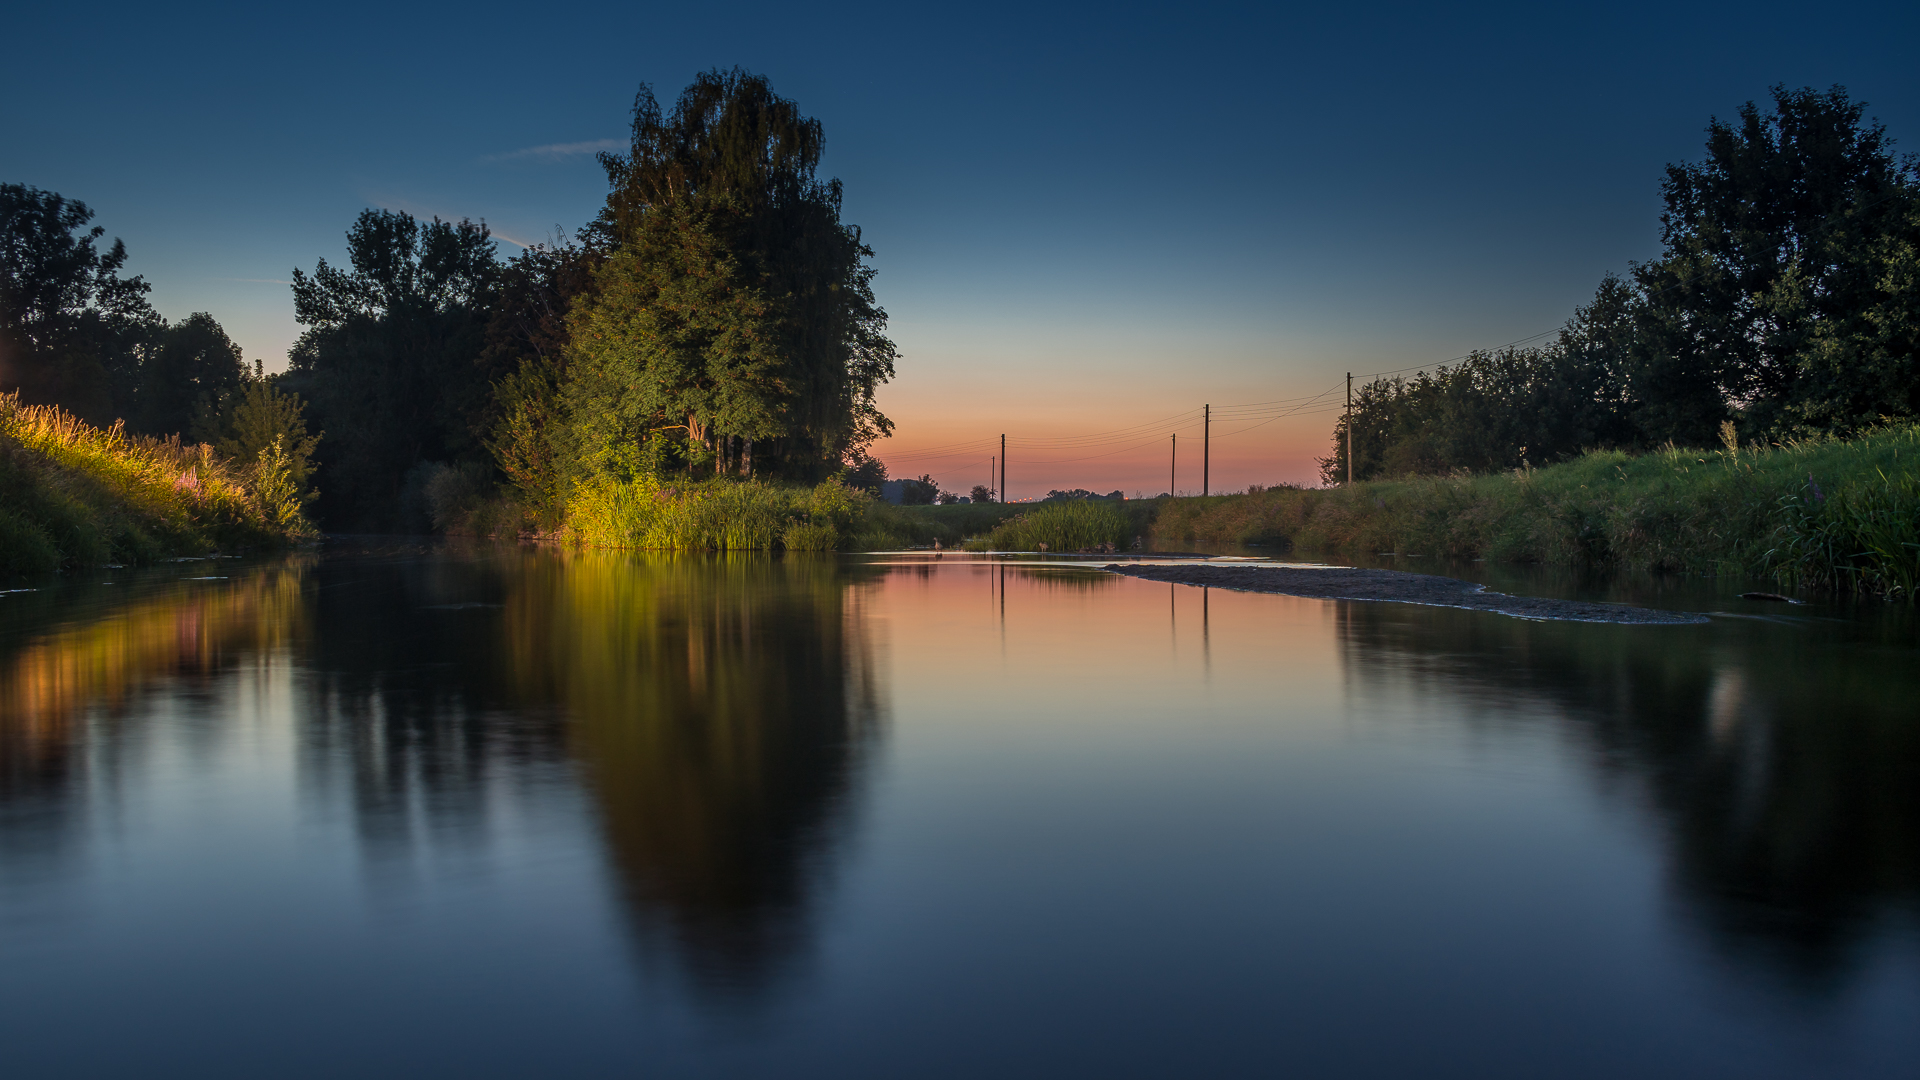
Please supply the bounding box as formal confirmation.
[563,475,870,551]
[0,392,312,575]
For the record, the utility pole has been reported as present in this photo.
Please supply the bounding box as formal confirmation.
[1345,372,1353,485]
[1169,433,1176,497]
[1000,433,1006,503]
[1202,404,1210,497]
[990,455,995,503]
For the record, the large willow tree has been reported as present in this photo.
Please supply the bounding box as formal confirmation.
[564,69,896,482]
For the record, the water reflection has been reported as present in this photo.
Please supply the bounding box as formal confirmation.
[498,551,883,1000]
[1334,601,1920,989]
[0,563,310,877]
[0,547,884,1006]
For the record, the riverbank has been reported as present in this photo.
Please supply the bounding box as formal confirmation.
[1152,425,1920,599]
[1107,563,1709,624]
[0,393,308,576]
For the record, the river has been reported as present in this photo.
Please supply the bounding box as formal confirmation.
[1,543,1915,1077]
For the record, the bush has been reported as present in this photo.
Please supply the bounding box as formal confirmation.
[422,461,498,533]
[782,521,838,551]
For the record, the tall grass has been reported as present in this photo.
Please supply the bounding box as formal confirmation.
[1765,470,1920,600]
[0,392,311,576]
[966,499,1137,552]
[563,475,870,551]
[1152,424,1920,599]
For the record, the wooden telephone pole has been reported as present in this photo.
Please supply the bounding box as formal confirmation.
[1169,433,1176,496]
[1202,404,1210,497]
[1345,373,1353,485]
[1000,434,1006,503]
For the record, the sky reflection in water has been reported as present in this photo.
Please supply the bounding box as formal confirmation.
[0,546,1915,1078]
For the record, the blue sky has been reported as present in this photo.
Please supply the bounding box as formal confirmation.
[5,1,1915,492]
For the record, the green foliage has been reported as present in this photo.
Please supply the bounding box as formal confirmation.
[1765,470,1920,600]
[1323,87,1920,479]
[133,312,247,437]
[1640,86,1920,438]
[0,505,61,576]
[782,521,839,551]
[562,474,875,551]
[564,202,790,474]
[420,461,496,533]
[1168,424,1920,599]
[898,474,936,505]
[0,391,310,575]
[1324,342,1629,482]
[480,239,600,525]
[251,436,318,537]
[844,448,887,493]
[193,378,320,504]
[285,209,501,529]
[969,499,1134,552]
[575,69,898,483]
[0,183,159,425]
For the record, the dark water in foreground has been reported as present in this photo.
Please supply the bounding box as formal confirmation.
[1,544,1916,1078]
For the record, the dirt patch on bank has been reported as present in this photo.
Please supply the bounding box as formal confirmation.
[1105,564,1708,625]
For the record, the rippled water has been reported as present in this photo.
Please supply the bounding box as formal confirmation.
[1,544,1915,1078]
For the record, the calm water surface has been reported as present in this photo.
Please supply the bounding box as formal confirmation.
[1,543,1915,1078]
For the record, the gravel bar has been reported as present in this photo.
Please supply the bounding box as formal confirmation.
[1105,564,1709,625]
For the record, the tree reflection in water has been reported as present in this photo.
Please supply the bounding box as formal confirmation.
[0,563,311,879]
[0,546,884,1008]
[497,550,884,1003]
[1333,601,1920,990]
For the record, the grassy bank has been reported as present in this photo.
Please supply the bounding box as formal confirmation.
[1153,425,1920,599]
[555,481,1119,552]
[0,393,311,577]
[554,475,868,551]
[442,480,1161,554]
[963,498,1155,552]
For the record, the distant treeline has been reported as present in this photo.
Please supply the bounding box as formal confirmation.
[2,68,895,535]
[1327,86,1920,482]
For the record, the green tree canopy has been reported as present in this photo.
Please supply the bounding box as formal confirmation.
[192,377,321,500]
[565,69,896,483]
[286,209,500,528]
[134,312,248,437]
[1326,85,1920,478]
[481,238,602,522]
[0,184,158,423]
[1635,85,1920,438]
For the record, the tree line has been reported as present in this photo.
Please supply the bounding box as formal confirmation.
[0,184,317,495]
[2,68,895,531]
[287,68,896,529]
[1325,86,1920,483]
